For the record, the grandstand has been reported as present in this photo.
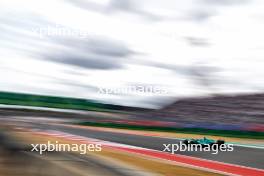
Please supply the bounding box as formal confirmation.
[140,94,264,132]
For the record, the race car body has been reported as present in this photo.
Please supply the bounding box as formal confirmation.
[183,137,225,147]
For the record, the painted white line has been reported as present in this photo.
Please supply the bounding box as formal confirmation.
[0,104,90,114]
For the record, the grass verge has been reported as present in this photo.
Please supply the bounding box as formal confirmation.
[77,122,264,139]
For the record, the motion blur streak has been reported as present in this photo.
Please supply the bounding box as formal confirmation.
[1,0,264,175]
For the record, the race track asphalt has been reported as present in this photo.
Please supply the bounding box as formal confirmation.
[35,123,264,170]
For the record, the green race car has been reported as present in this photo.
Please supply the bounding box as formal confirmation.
[183,137,225,147]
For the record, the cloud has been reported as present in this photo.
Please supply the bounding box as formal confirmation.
[108,0,134,12]
[184,0,251,22]
[85,38,134,57]
[55,79,99,92]
[46,54,124,70]
[184,36,211,47]
[1,0,263,108]
[149,62,192,76]
[107,0,162,21]
[201,0,250,6]
[51,36,134,57]
[66,0,162,21]
[45,36,135,70]
[0,12,135,70]
[148,62,221,80]
[0,14,52,52]
[186,9,217,22]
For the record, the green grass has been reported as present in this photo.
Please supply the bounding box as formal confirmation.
[0,91,126,113]
[77,122,264,139]
[0,98,104,112]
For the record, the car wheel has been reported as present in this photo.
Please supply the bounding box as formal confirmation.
[216,140,225,145]
[183,140,189,145]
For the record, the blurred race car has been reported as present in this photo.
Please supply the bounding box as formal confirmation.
[183,137,225,147]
